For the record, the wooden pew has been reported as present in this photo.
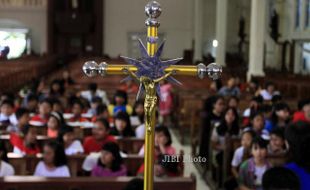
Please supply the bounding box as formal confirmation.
[0,175,196,190]
[0,134,48,152]
[0,56,58,93]
[1,134,144,154]
[115,137,144,154]
[8,153,144,177]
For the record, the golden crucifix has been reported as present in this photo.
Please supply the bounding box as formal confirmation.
[83,1,222,190]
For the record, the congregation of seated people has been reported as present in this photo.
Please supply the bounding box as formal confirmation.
[0,73,309,190]
[199,77,310,190]
[0,72,179,180]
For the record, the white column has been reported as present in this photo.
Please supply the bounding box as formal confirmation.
[193,0,203,62]
[215,0,227,66]
[294,42,302,74]
[247,0,266,81]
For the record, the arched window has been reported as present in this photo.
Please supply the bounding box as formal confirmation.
[0,28,28,59]
[0,19,29,59]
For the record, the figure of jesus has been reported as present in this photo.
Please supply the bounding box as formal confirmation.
[123,68,175,133]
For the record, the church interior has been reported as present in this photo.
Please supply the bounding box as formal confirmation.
[0,0,309,190]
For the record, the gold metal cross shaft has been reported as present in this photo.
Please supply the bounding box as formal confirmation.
[82,1,222,190]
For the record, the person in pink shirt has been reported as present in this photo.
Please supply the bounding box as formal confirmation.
[138,126,178,176]
[159,81,174,125]
[91,142,127,177]
[47,112,64,138]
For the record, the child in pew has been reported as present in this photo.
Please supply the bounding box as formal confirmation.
[10,125,40,155]
[80,83,110,106]
[138,126,178,177]
[69,100,89,122]
[132,100,144,126]
[30,98,53,126]
[47,111,65,138]
[58,126,84,155]
[227,96,240,114]
[108,90,133,117]
[259,82,280,101]
[228,130,256,189]
[83,118,115,154]
[260,104,273,129]
[81,149,127,176]
[238,137,271,190]
[199,96,225,160]
[267,128,287,156]
[51,98,64,113]
[211,107,240,167]
[23,93,38,114]
[91,104,109,123]
[48,79,65,99]
[7,108,30,133]
[265,102,290,132]
[246,113,269,138]
[91,142,127,177]
[293,99,310,123]
[0,99,18,126]
[0,140,15,176]
[242,96,263,128]
[34,140,70,177]
[110,112,135,137]
[87,97,103,116]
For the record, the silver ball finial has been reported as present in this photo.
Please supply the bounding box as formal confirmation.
[197,63,222,80]
[83,61,99,77]
[145,1,162,18]
[83,61,108,77]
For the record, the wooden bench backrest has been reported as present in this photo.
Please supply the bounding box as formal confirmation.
[0,176,196,190]
[1,135,144,154]
[8,154,144,177]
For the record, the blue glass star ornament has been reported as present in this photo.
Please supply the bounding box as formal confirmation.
[120,39,183,100]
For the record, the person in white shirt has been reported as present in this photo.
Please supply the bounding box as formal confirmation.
[0,160,14,176]
[34,141,70,177]
[0,140,15,176]
[82,151,127,175]
[6,108,30,133]
[0,100,18,126]
[231,130,255,179]
[135,124,145,138]
[58,127,84,155]
[259,82,280,101]
[80,83,109,105]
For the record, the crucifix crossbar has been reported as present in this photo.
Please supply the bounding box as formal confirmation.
[82,1,222,190]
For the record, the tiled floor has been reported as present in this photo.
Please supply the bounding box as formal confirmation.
[170,128,210,190]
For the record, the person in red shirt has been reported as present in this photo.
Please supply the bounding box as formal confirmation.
[118,79,139,94]
[69,100,88,122]
[10,125,40,155]
[83,118,115,154]
[30,98,52,126]
[293,99,310,123]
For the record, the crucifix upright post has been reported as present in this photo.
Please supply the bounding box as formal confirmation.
[82,1,222,190]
